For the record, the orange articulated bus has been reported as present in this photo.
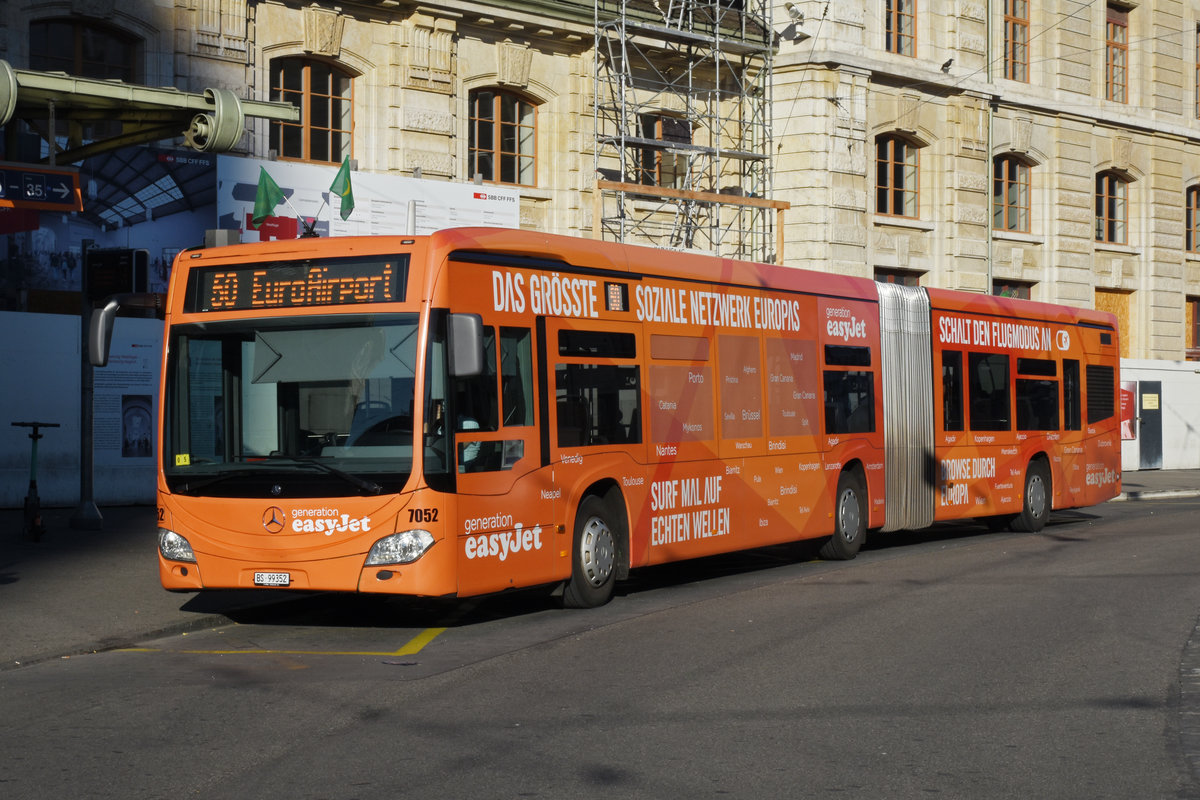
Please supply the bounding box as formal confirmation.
[91,228,1121,607]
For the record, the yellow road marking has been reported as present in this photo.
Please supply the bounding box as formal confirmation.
[118,627,448,658]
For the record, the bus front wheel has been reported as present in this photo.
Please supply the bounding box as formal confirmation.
[1013,461,1051,533]
[562,495,618,608]
[819,470,866,560]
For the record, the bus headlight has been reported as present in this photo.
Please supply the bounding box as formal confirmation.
[158,528,197,563]
[365,529,435,565]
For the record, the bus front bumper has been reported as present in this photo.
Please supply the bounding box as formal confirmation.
[158,537,456,597]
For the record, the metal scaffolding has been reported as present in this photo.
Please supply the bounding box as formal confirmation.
[593,0,780,263]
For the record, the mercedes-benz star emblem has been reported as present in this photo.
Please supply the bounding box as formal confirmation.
[262,506,286,534]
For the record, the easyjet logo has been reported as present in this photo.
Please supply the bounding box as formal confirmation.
[826,317,867,341]
[464,522,544,561]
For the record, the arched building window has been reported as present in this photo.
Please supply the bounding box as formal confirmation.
[1186,185,1200,252]
[30,19,139,82]
[468,89,537,186]
[1095,171,1129,245]
[993,154,1031,233]
[875,134,920,219]
[24,19,140,157]
[270,58,354,164]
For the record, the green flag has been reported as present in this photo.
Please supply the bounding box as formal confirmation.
[251,167,286,229]
[330,156,354,220]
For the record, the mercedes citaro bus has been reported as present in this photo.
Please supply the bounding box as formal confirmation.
[91,227,1121,607]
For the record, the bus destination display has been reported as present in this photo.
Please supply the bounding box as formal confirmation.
[186,256,407,312]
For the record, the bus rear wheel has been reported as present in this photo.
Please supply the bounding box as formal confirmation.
[562,495,618,608]
[819,470,866,560]
[1012,461,1051,533]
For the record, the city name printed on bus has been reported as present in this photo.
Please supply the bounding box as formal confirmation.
[649,473,732,547]
[937,315,1071,352]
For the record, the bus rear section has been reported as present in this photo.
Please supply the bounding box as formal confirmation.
[875,283,1121,534]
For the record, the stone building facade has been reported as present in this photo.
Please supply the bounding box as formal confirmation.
[3,0,1200,358]
[773,0,1200,360]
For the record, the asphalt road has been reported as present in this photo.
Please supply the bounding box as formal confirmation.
[3,497,1199,799]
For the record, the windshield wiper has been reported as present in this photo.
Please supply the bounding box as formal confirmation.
[175,468,263,495]
[255,455,384,495]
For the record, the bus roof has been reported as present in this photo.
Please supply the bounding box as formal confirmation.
[427,227,880,304]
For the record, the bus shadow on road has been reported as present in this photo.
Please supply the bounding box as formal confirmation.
[195,512,1106,631]
[865,510,1100,553]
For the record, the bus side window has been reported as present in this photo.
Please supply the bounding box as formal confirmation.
[555,364,642,446]
[451,326,498,447]
[968,352,1010,431]
[555,329,641,448]
[1063,359,1082,431]
[1015,358,1059,432]
[942,350,964,432]
[500,327,533,427]
[823,345,874,435]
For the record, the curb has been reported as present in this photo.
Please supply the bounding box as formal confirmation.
[3,592,324,673]
[1111,489,1200,503]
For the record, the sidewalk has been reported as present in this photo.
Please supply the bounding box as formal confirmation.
[1111,468,1200,502]
[2,469,1199,670]
[0,504,299,670]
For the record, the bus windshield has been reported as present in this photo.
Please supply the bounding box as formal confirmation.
[164,314,420,497]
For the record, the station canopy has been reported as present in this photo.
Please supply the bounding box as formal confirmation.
[0,59,297,227]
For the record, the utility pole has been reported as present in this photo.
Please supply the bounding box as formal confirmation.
[71,238,102,530]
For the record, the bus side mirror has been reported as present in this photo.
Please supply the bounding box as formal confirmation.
[89,293,163,367]
[448,313,484,378]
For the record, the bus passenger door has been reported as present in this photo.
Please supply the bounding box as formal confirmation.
[448,323,560,595]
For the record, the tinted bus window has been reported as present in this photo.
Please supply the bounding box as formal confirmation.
[559,330,636,358]
[942,350,964,431]
[823,371,875,434]
[500,328,533,426]
[453,326,498,432]
[1064,359,1082,431]
[824,345,872,367]
[1016,358,1056,376]
[968,352,1010,431]
[1016,378,1060,431]
[1016,358,1058,430]
[556,364,641,446]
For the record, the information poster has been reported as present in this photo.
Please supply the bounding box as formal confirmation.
[216,156,520,242]
[93,330,160,466]
[1120,380,1136,440]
